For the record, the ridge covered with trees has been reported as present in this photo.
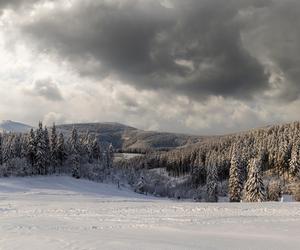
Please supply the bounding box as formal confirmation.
[116,122,300,202]
[1,121,300,202]
[0,122,114,181]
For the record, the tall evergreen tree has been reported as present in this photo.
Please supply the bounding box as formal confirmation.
[35,122,47,175]
[50,124,59,173]
[2,135,13,164]
[244,158,266,202]
[0,133,2,165]
[86,133,94,163]
[206,163,218,202]
[27,128,36,168]
[70,127,79,155]
[72,154,80,179]
[91,138,101,162]
[289,140,300,179]
[44,127,51,175]
[70,127,80,178]
[229,145,243,202]
[107,143,114,168]
[12,134,22,158]
[57,132,66,170]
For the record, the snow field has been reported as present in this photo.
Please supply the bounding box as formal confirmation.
[0,176,300,250]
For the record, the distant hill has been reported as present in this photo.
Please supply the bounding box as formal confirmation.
[57,122,203,151]
[0,120,32,133]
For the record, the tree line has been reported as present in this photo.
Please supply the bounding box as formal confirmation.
[116,121,300,201]
[0,122,114,181]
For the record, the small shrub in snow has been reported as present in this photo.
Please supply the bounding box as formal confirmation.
[218,180,229,197]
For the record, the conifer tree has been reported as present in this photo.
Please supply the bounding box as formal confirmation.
[50,124,59,173]
[70,127,79,155]
[27,128,36,167]
[12,134,22,158]
[92,138,101,162]
[70,127,80,178]
[2,135,13,164]
[107,143,114,168]
[57,133,66,170]
[206,163,218,202]
[289,140,300,179]
[244,158,266,202]
[72,154,80,179]
[85,133,94,163]
[229,145,243,202]
[0,133,2,165]
[35,122,46,175]
[44,127,51,174]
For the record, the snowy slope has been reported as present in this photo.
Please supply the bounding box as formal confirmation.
[0,120,32,133]
[0,176,300,250]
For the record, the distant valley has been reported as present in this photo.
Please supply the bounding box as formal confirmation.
[0,120,203,152]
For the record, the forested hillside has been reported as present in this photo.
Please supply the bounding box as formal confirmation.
[1,120,300,203]
[0,122,114,181]
[116,122,300,201]
[57,122,202,152]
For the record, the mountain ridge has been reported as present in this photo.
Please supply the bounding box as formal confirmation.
[57,122,203,151]
[0,120,33,133]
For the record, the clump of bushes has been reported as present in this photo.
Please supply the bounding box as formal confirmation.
[266,179,282,201]
[292,183,300,201]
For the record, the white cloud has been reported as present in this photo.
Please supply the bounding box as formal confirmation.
[23,79,63,101]
[43,112,66,126]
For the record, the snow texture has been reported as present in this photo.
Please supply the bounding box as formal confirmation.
[0,176,300,250]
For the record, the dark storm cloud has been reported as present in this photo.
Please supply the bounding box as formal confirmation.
[20,0,297,100]
[0,0,41,12]
[24,79,64,101]
[261,1,300,101]
[239,0,300,102]
[0,0,24,9]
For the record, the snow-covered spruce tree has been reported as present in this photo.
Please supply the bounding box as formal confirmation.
[70,127,80,178]
[91,137,103,181]
[69,127,79,154]
[57,133,66,171]
[107,143,114,168]
[50,124,59,173]
[229,144,243,202]
[35,122,47,175]
[243,158,266,202]
[0,133,2,165]
[72,154,80,179]
[206,163,218,202]
[11,134,22,159]
[91,137,101,162]
[289,140,300,180]
[44,127,51,175]
[2,135,13,164]
[26,128,36,168]
[85,132,93,163]
[277,131,292,183]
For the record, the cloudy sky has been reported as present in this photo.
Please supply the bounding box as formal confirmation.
[0,0,299,135]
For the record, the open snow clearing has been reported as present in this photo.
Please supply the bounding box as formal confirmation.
[0,176,300,250]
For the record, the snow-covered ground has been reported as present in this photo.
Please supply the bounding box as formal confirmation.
[0,177,300,250]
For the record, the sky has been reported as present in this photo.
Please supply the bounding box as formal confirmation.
[0,0,299,135]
